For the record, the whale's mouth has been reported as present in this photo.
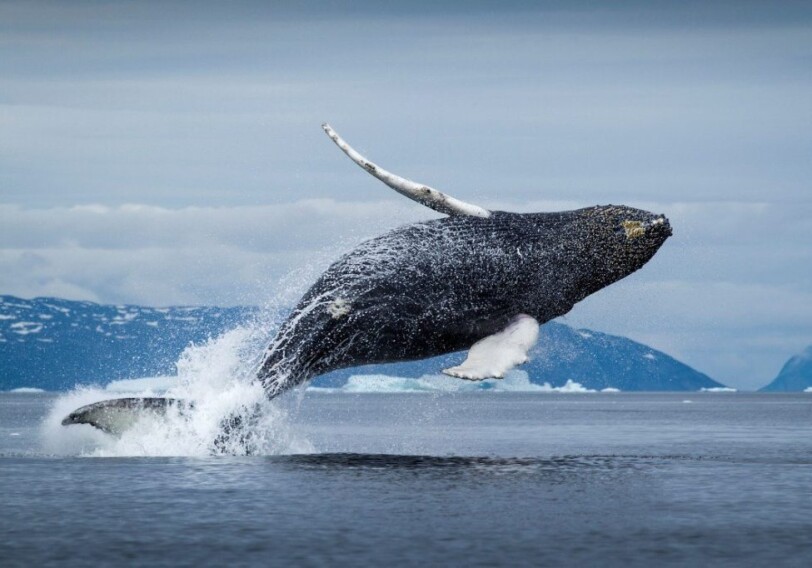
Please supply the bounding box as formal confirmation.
[648,215,672,238]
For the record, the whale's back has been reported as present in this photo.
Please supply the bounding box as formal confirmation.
[258,210,622,391]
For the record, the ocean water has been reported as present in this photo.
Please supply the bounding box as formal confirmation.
[1,390,811,567]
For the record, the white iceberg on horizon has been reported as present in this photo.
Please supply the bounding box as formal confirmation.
[310,372,604,394]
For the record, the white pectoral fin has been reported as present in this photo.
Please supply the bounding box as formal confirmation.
[443,314,540,381]
[322,123,491,218]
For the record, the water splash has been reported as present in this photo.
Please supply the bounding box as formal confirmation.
[41,323,315,457]
[39,230,386,458]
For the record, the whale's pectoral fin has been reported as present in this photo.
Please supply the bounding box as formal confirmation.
[443,314,540,381]
[61,397,189,436]
[322,123,491,218]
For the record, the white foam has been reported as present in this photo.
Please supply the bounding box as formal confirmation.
[8,387,46,393]
[805,387,812,393]
[700,387,737,392]
[42,325,314,457]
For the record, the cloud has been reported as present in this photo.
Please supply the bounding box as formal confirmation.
[0,200,428,305]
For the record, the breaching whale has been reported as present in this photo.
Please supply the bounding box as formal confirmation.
[63,124,672,435]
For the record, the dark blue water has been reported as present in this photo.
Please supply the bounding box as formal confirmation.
[1,392,811,567]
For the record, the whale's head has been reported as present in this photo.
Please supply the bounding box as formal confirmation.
[493,205,671,315]
[567,204,672,287]
[604,204,671,262]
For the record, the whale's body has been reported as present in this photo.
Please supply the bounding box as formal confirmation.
[63,124,671,442]
[259,207,670,395]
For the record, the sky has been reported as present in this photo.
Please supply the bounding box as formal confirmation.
[1,0,811,389]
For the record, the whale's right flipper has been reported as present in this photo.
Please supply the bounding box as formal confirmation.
[322,123,491,218]
[443,314,539,380]
[62,398,189,436]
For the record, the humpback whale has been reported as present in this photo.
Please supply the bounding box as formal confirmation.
[63,124,672,435]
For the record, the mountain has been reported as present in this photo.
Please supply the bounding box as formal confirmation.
[0,295,725,392]
[759,346,812,392]
[0,295,255,392]
[316,321,724,391]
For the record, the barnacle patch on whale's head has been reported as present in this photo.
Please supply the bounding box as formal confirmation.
[621,220,645,239]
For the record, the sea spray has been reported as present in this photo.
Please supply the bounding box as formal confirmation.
[41,323,315,457]
[39,235,369,458]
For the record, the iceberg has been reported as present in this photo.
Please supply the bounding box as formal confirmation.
[309,372,603,394]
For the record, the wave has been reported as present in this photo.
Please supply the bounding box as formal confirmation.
[700,387,737,392]
[7,387,47,393]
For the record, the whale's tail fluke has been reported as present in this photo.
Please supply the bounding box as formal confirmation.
[322,123,491,218]
[61,397,189,436]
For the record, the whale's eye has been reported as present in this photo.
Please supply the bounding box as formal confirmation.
[621,220,645,239]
